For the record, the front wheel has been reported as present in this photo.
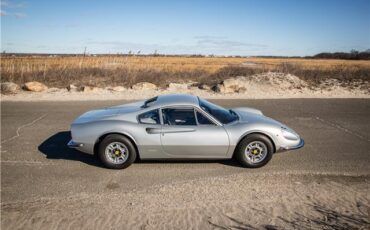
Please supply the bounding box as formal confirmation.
[235,134,274,168]
[98,134,137,169]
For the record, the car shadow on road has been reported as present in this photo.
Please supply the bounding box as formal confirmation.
[38,131,104,168]
[135,159,242,168]
[136,159,243,168]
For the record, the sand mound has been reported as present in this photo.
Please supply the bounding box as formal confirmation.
[1,72,369,101]
[225,72,308,92]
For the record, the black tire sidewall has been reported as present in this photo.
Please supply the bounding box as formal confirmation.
[236,134,273,168]
[98,134,137,169]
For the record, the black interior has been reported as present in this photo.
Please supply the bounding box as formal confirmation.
[196,111,213,125]
[162,108,196,126]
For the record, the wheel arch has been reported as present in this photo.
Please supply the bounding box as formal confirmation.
[93,132,140,159]
[234,131,276,156]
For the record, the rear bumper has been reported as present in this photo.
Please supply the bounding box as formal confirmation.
[67,140,84,148]
[278,138,305,152]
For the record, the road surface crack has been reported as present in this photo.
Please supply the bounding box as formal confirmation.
[315,116,369,142]
[1,114,47,144]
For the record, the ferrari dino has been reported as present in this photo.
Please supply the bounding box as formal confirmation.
[68,94,304,169]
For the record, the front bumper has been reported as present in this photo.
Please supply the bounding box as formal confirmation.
[67,140,84,148]
[279,138,305,151]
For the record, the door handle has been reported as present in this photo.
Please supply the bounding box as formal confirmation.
[146,128,161,134]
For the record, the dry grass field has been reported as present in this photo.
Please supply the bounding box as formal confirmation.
[1,55,370,88]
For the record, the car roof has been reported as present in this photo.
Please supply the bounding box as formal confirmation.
[153,94,200,107]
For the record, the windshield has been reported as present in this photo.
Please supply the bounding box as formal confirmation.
[198,98,238,124]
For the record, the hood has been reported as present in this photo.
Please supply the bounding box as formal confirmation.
[72,101,143,124]
[233,107,263,116]
[232,107,285,127]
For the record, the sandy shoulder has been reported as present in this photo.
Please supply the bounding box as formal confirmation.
[2,174,369,229]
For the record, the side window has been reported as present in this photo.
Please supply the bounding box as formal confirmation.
[196,111,215,125]
[162,108,196,126]
[138,109,160,124]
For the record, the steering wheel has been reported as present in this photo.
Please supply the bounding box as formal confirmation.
[162,112,172,125]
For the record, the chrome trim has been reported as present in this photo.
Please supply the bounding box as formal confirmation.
[161,127,196,133]
[194,107,220,126]
[160,105,223,127]
[105,141,129,164]
[67,140,84,148]
[280,138,305,151]
[245,141,268,163]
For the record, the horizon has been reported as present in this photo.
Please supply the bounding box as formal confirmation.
[1,49,370,58]
[1,0,369,56]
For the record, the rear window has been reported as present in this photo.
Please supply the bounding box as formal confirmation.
[138,109,160,124]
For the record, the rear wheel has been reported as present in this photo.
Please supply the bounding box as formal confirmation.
[235,134,273,168]
[98,134,137,169]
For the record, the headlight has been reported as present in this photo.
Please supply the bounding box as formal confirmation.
[281,127,299,141]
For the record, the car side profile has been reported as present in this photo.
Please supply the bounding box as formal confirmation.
[68,94,304,169]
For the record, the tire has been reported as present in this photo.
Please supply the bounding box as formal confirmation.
[235,134,274,168]
[98,134,137,169]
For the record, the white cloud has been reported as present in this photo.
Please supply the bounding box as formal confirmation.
[193,36,267,50]
[193,35,228,40]
[1,0,27,18]
[1,0,26,8]
[86,38,268,56]
[13,12,26,18]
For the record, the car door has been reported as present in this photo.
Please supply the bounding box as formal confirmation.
[160,106,229,158]
[137,109,163,158]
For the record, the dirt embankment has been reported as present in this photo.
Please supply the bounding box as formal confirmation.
[1,72,369,101]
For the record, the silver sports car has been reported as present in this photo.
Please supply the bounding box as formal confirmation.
[68,94,304,169]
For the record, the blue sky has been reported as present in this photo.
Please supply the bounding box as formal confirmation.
[1,0,369,56]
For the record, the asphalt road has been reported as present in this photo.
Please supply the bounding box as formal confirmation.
[1,99,370,205]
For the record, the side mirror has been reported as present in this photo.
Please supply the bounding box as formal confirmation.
[140,117,157,124]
